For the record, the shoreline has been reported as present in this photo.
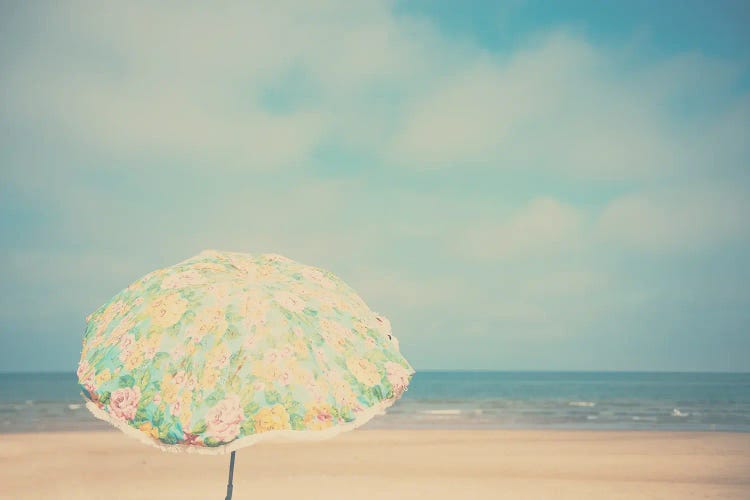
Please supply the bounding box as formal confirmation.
[2,429,749,499]
[3,425,750,435]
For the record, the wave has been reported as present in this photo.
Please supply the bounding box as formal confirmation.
[568,401,596,407]
[420,409,462,416]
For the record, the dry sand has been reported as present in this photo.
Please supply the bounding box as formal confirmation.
[1,429,749,499]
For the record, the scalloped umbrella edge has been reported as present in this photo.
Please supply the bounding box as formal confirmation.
[83,395,400,455]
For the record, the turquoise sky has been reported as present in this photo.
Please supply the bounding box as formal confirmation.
[1,1,749,372]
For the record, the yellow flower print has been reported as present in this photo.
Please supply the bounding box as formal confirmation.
[330,378,359,408]
[353,320,369,336]
[239,289,265,314]
[303,404,334,430]
[317,300,334,315]
[256,264,277,280]
[251,360,280,381]
[300,267,337,290]
[191,262,226,273]
[288,362,313,385]
[346,357,381,387]
[179,392,193,428]
[207,343,231,368]
[161,376,179,404]
[293,339,309,358]
[193,306,228,338]
[95,369,112,386]
[98,300,126,328]
[123,349,144,371]
[109,316,137,343]
[244,301,268,327]
[140,335,161,360]
[201,367,220,391]
[139,422,160,439]
[253,404,290,433]
[147,294,188,328]
[273,291,306,313]
[203,283,231,303]
[185,341,197,356]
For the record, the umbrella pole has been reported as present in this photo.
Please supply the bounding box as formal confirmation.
[224,451,236,500]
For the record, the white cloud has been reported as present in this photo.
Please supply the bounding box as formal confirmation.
[388,33,598,167]
[1,0,445,170]
[597,183,750,252]
[460,197,586,259]
[3,5,747,180]
[387,30,748,179]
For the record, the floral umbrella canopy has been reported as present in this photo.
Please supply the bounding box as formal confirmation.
[77,250,414,497]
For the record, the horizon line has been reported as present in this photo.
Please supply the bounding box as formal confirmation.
[1,368,748,376]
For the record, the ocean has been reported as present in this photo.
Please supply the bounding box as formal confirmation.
[1,371,749,433]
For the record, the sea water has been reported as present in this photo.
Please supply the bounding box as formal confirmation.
[370,371,750,432]
[1,371,749,433]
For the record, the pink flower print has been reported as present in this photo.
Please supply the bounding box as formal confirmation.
[109,387,141,421]
[173,371,188,387]
[86,384,103,408]
[305,381,326,403]
[77,360,94,386]
[280,345,294,359]
[215,351,231,368]
[170,343,186,360]
[242,333,258,349]
[264,349,280,364]
[279,369,291,386]
[117,334,135,361]
[274,291,306,312]
[385,362,412,397]
[143,343,158,360]
[315,407,333,424]
[205,395,245,443]
[160,270,205,290]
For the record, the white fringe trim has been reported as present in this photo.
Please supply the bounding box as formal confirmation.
[84,396,400,455]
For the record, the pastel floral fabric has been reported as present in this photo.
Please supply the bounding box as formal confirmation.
[78,250,414,451]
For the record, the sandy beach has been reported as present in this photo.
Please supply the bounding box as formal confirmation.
[1,429,749,499]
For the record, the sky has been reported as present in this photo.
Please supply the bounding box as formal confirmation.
[1,0,749,372]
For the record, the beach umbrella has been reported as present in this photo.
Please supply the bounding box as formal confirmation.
[77,250,414,499]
